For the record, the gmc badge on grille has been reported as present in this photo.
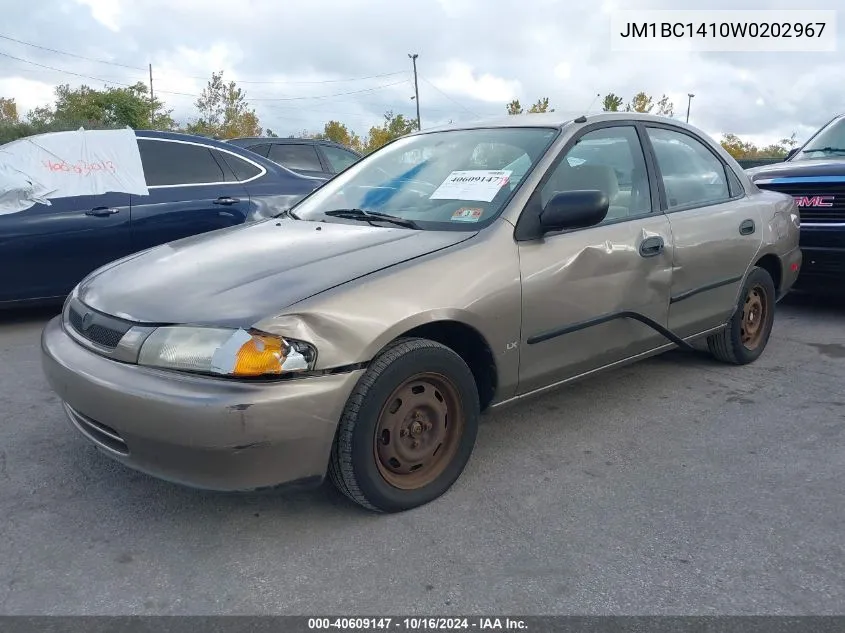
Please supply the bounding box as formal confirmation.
[794,195,835,207]
[81,312,94,331]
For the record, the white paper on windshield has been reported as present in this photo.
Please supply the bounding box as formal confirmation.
[429,169,513,202]
[0,127,149,215]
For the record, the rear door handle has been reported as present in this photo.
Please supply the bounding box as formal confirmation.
[639,235,665,258]
[214,196,241,206]
[85,207,119,217]
[739,219,755,235]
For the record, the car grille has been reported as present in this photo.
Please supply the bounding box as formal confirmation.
[66,298,134,349]
[755,181,845,223]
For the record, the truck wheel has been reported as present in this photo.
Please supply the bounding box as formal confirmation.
[328,337,480,513]
[707,266,776,365]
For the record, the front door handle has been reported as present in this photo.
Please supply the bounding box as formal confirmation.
[214,196,241,206]
[85,207,119,217]
[639,235,665,258]
[739,219,755,235]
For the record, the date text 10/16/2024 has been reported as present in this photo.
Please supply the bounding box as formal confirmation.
[307,618,528,630]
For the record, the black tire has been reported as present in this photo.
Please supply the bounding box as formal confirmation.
[328,337,480,513]
[707,266,776,365]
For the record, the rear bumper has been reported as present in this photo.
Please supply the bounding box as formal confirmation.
[41,315,365,491]
[778,246,803,299]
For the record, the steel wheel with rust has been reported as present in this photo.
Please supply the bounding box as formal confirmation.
[740,283,768,351]
[329,338,480,513]
[708,266,776,365]
[374,372,465,490]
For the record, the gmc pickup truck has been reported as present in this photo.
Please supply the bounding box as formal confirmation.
[747,113,845,296]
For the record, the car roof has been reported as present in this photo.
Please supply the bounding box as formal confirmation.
[225,136,362,153]
[411,111,709,135]
[134,129,245,152]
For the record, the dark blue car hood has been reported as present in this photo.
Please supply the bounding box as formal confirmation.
[747,157,845,183]
[77,218,477,327]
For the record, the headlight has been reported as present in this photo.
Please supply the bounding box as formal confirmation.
[137,326,316,377]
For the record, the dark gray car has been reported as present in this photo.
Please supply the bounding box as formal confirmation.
[225,137,362,180]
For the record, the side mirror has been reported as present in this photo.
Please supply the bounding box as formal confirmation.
[539,190,609,233]
[786,148,799,161]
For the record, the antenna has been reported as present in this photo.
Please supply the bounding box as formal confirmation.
[586,92,601,113]
[574,93,601,124]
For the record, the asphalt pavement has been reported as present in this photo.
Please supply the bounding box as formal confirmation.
[0,294,843,615]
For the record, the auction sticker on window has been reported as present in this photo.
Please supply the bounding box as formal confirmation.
[430,170,512,202]
[451,207,484,222]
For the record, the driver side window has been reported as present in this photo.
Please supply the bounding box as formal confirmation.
[540,126,652,224]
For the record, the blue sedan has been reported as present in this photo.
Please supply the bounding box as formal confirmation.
[0,130,322,307]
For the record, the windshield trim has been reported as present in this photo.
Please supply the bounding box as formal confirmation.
[288,126,563,232]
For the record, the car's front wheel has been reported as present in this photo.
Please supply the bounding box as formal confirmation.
[707,266,776,365]
[328,337,480,512]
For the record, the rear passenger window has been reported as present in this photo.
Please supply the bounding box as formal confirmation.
[267,144,323,171]
[217,151,263,182]
[646,128,731,209]
[138,139,227,186]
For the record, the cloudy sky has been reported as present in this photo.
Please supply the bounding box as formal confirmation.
[1,0,842,147]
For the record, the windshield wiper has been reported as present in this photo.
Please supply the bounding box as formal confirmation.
[801,147,845,154]
[323,208,421,229]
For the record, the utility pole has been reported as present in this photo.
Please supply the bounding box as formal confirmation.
[148,63,155,127]
[408,53,420,130]
[686,93,694,123]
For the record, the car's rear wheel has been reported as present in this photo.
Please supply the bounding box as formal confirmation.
[707,266,776,365]
[328,337,480,513]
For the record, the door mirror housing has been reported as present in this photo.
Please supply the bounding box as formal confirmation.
[539,190,609,233]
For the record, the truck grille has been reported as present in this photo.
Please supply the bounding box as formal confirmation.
[65,297,134,349]
[755,181,845,224]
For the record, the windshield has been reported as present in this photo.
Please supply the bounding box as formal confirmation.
[792,115,845,160]
[290,127,560,230]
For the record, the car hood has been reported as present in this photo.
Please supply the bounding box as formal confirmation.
[77,219,477,327]
[746,157,845,182]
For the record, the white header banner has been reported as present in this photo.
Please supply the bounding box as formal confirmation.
[610,10,837,52]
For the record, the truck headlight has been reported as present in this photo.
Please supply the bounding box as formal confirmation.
[137,326,316,377]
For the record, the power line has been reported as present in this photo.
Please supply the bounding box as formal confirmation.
[218,71,408,85]
[0,33,147,70]
[0,51,138,87]
[159,79,407,102]
[419,76,481,117]
[0,33,408,86]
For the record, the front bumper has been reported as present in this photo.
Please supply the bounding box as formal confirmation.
[40,316,365,491]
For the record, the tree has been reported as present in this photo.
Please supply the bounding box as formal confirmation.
[655,94,674,117]
[317,120,363,152]
[602,93,624,112]
[506,97,554,115]
[363,110,417,154]
[185,71,262,138]
[626,91,654,113]
[0,97,18,124]
[720,133,757,159]
[24,82,174,130]
[528,97,553,113]
[1,83,176,144]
